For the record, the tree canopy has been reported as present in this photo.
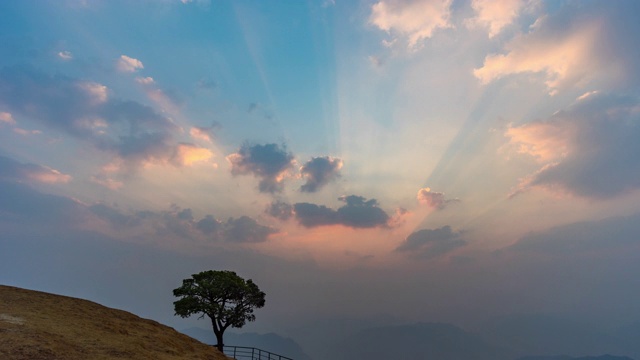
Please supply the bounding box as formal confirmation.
[173,270,266,352]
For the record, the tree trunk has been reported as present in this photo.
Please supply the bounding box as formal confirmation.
[214,331,224,353]
[211,319,224,353]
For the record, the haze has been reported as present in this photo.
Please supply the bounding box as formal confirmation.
[2,1,640,358]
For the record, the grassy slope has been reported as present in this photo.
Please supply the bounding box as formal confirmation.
[0,285,229,360]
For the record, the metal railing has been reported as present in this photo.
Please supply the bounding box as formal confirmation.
[222,345,293,360]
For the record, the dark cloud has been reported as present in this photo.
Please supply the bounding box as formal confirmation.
[222,216,278,243]
[227,143,295,193]
[0,65,202,169]
[511,93,640,198]
[300,156,343,193]
[396,226,466,259]
[88,202,277,243]
[292,195,391,229]
[293,202,339,228]
[265,201,294,221]
[195,215,220,234]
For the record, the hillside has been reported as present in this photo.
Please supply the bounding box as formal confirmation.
[0,285,228,360]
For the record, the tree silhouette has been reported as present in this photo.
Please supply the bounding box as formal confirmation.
[173,270,266,352]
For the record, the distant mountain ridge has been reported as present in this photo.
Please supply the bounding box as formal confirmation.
[328,322,514,360]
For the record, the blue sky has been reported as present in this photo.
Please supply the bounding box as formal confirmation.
[2,0,640,342]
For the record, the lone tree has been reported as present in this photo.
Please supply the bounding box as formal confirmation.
[173,270,266,352]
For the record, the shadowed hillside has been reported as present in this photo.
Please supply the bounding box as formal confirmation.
[0,285,228,360]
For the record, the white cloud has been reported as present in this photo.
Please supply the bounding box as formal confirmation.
[369,0,452,48]
[135,76,155,85]
[116,55,144,73]
[57,51,73,60]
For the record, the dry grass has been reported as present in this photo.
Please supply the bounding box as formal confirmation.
[0,285,230,360]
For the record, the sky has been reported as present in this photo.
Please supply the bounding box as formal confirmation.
[2,0,640,344]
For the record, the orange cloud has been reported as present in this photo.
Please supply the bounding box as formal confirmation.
[171,144,213,166]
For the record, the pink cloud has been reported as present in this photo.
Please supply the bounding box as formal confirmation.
[505,121,575,163]
[0,112,15,125]
[27,167,72,184]
[417,187,458,209]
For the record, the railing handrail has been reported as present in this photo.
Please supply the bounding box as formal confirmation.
[221,345,294,360]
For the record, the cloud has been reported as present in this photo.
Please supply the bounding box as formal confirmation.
[116,55,144,73]
[292,195,391,229]
[467,0,529,38]
[135,76,155,85]
[396,225,466,259]
[76,81,108,104]
[0,155,72,184]
[474,2,640,93]
[227,143,295,193]
[57,51,73,61]
[91,203,277,243]
[89,204,140,228]
[507,92,640,198]
[300,156,343,193]
[221,216,278,243]
[370,0,453,48]
[0,179,84,226]
[0,112,16,125]
[416,187,458,209]
[189,123,220,143]
[195,215,220,234]
[169,143,213,166]
[0,65,198,172]
[265,201,294,221]
[507,213,640,256]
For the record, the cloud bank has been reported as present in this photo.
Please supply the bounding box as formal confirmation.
[508,92,640,199]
